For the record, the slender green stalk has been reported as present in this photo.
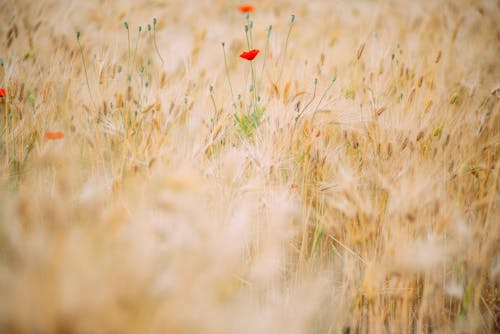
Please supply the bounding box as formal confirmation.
[124,22,131,78]
[76,32,97,111]
[250,58,257,112]
[131,26,142,79]
[290,78,317,150]
[245,14,253,49]
[243,24,258,112]
[258,25,272,92]
[249,22,254,50]
[311,76,336,123]
[314,77,336,111]
[289,76,336,149]
[152,18,164,64]
[2,96,7,162]
[244,24,251,51]
[221,42,236,108]
[277,14,295,83]
[297,78,317,121]
[209,85,218,133]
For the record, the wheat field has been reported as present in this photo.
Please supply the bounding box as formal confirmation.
[0,0,499,333]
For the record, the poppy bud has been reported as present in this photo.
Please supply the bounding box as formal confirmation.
[267,25,272,37]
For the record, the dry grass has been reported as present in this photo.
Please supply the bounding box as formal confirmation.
[0,0,499,333]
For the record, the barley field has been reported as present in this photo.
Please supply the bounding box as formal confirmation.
[0,0,499,333]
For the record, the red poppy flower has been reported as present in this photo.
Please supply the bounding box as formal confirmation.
[290,183,298,190]
[0,88,6,98]
[240,49,259,61]
[45,132,64,140]
[237,4,254,13]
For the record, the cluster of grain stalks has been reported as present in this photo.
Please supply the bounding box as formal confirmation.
[0,0,498,332]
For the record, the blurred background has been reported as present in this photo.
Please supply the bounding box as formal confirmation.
[0,0,499,332]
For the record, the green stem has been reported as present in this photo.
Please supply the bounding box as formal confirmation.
[244,24,257,112]
[258,25,272,93]
[290,78,317,150]
[131,26,142,79]
[153,18,164,64]
[250,59,257,112]
[76,32,97,111]
[297,78,317,121]
[245,14,253,49]
[221,42,236,108]
[209,86,218,133]
[124,22,131,77]
[244,24,251,51]
[277,15,295,83]
[311,77,336,123]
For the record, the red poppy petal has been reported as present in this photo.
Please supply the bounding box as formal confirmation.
[45,132,65,140]
[237,5,254,13]
[239,49,260,61]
